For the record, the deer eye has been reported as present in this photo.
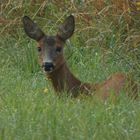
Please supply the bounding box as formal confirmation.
[56,47,62,53]
[38,47,41,52]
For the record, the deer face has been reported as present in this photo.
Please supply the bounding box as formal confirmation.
[37,35,66,72]
[23,15,75,73]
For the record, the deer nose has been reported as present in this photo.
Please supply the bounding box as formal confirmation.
[43,62,54,72]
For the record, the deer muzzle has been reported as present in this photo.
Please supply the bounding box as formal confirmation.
[42,62,55,72]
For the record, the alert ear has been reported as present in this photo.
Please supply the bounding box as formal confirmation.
[57,15,75,41]
[22,16,45,41]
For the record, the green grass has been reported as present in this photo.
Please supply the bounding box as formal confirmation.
[0,35,140,140]
[0,65,140,140]
[1,1,140,140]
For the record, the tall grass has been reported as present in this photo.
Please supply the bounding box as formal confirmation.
[0,0,140,140]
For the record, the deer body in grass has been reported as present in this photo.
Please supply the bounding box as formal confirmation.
[23,15,138,100]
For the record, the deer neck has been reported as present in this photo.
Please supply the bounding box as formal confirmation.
[47,62,92,97]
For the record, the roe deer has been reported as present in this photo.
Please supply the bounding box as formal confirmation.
[22,15,138,100]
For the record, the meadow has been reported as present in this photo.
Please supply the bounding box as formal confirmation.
[0,1,140,140]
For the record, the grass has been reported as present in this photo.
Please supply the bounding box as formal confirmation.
[0,61,140,140]
[1,0,140,140]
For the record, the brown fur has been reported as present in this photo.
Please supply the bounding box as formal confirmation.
[23,15,139,101]
[45,58,138,100]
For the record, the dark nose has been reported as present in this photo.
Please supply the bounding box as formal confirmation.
[43,62,54,72]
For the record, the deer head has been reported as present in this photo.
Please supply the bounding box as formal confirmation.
[22,15,75,73]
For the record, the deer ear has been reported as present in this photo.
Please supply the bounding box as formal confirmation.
[22,16,45,41]
[57,15,75,41]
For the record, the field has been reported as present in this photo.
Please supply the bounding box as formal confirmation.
[0,1,140,140]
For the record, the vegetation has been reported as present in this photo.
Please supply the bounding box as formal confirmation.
[0,0,140,140]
